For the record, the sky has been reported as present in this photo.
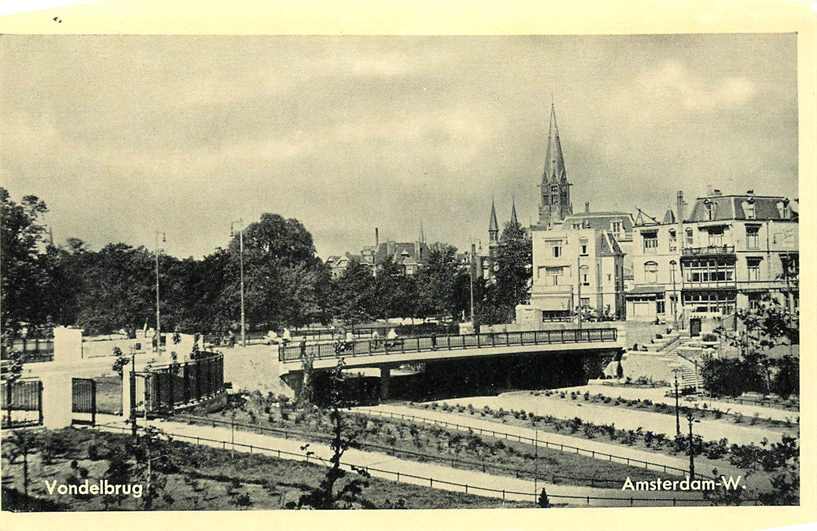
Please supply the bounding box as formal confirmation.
[0,34,798,259]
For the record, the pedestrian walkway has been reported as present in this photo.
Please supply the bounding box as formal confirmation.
[92,415,710,507]
[435,392,790,445]
[556,384,799,422]
[355,404,769,491]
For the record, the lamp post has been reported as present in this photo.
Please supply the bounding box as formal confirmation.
[576,255,583,330]
[686,411,698,480]
[669,259,678,329]
[230,220,246,348]
[129,345,137,437]
[469,242,477,329]
[154,231,166,354]
[671,367,682,437]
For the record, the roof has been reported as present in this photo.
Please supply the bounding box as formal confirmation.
[542,103,567,184]
[489,199,499,233]
[686,194,797,222]
[563,211,635,234]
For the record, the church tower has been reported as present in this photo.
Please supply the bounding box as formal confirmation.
[488,198,499,243]
[537,103,573,227]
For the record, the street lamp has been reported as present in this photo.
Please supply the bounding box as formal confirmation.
[230,220,246,348]
[686,411,699,480]
[154,231,166,354]
[671,367,682,437]
[669,259,678,329]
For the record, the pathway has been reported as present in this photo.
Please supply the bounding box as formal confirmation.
[92,415,710,507]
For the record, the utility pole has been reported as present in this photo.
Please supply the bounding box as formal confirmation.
[469,242,477,328]
[231,220,246,348]
[576,255,582,330]
[534,429,539,495]
[155,231,165,354]
[130,345,137,437]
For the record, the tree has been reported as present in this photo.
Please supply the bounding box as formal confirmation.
[708,294,800,398]
[0,188,51,333]
[2,430,37,497]
[298,358,370,509]
[415,244,463,320]
[331,259,375,328]
[479,221,532,324]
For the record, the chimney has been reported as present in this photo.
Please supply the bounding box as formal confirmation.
[676,191,685,221]
[585,201,590,213]
[375,227,379,247]
[712,188,722,197]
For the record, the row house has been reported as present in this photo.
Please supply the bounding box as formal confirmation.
[627,190,799,329]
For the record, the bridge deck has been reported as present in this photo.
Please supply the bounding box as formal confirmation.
[278,328,621,374]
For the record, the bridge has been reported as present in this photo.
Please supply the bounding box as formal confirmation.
[278,328,623,398]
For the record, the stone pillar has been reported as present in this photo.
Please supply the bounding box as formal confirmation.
[42,374,72,429]
[379,366,391,401]
[53,326,83,364]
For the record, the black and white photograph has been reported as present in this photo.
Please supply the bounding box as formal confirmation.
[0,7,808,521]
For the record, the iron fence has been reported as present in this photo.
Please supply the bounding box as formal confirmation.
[142,353,224,414]
[95,422,755,507]
[279,327,619,362]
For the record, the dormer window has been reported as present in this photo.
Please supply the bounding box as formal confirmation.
[742,200,756,220]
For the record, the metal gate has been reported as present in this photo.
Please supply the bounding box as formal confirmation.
[1,379,43,428]
[71,377,97,426]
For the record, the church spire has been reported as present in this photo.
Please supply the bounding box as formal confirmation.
[510,196,519,226]
[488,199,499,242]
[542,102,567,183]
[419,221,426,243]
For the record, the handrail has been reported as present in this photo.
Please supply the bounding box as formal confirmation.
[279,327,619,362]
[95,422,744,506]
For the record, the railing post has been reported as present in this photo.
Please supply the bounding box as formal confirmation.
[476,334,480,348]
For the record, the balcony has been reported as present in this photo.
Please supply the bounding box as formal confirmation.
[682,245,735,257]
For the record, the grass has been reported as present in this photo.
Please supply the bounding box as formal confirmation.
[1,427,535,511]
[188,393,667,488]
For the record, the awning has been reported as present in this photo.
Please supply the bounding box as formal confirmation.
[532,296,572,311]
[625,286,665,298]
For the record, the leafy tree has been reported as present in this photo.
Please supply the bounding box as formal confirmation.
[415,244,463,320]
[479,221,532,324]
[0,188,51,333]
[331,259,375,328]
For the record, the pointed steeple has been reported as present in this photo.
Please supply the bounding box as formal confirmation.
[488,199,499,242]
[510,196,519,226]
[542,103,567,183]
[419,221,426,244]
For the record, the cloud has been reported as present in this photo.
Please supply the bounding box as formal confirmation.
[635,60,758,111]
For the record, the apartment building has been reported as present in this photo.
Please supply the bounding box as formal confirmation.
[627,190,799,328]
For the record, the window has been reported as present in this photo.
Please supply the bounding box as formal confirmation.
[685,228,694,246]
[580,265,590,286]
[746,226,759,250]
[552,244,561,258]
[642,232,658,254]
[545,267,563,286]
[644,261,659,283]
[669,230,677,252]
[656,300,666,314]
[708,228,724,247]
[747,257,761,281]
[580,297,590,308]
[743,201,756,220]
[580,239,589,256]
[611,220,623,237]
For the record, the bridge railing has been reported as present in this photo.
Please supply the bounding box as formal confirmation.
[279,327,618,362]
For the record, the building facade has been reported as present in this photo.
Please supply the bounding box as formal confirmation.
[530,226,626,320]
[627,190,799,324]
